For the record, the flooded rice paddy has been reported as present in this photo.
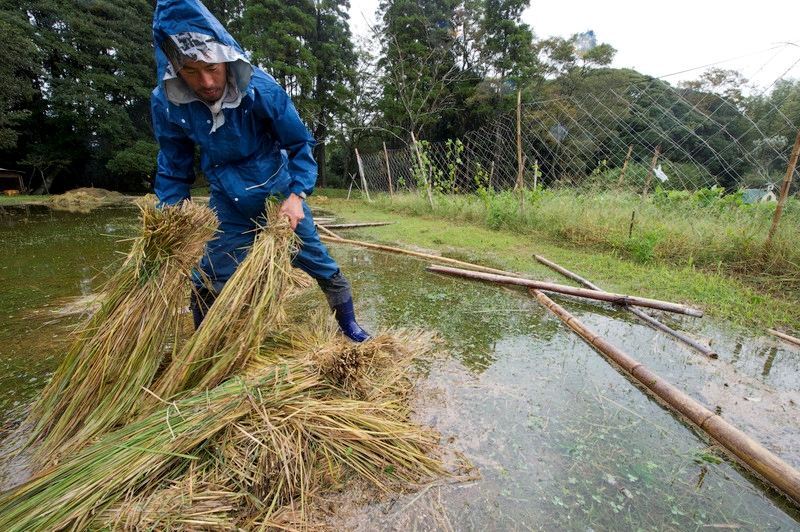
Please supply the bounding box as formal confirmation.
[1,204,799,530]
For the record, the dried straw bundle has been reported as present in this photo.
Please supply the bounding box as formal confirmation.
[25,197,218,465]
[0,330,447,530]
[148,203,302,403]
[0,368,319,532]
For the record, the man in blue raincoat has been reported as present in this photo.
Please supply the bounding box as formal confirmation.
[150,0,370,342]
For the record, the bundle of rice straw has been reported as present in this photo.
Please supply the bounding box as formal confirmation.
[147,203,303,404]
[0,200,456,529]
[25,197,218,465]
[0,329,447,531]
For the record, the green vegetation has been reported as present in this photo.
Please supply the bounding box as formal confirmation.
[313,193,800,330]
[0,195,46,206]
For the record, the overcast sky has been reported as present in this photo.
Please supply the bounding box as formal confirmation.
[348,0,800,90]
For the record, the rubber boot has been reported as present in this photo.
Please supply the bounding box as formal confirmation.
[332,298,371,342]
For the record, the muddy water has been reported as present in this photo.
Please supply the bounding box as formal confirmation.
[1,205,799,529]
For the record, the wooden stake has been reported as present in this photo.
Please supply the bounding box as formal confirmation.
[767,328,800,348]
[530,288,800,507]
[426,264,703,317]
[346,173,355,200]
[765,129,800,249]
[617,144,633,187]
[534,254,717,358]
[383,142,394,197]
[410,131,434,208]
[354,148,371,202]
[516,90,524,192]
[642,144,661,197]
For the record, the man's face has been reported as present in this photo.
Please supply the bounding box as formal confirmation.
[178,60,227,103]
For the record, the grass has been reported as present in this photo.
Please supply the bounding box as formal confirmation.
[0,195,47,206]
[309,190,800,331]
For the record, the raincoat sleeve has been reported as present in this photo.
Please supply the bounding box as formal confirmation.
[151,95,196,205]
[259,79,317,197]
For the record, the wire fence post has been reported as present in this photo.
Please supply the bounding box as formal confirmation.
[354,148,371,202]
[383,142,394,197]
[411,131,434,208]
[516,90,525,212]
[617,144,633,187]
[765,129,800,249]
[642,144,661,197]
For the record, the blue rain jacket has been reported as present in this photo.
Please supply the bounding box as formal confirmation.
[151,0,339,285]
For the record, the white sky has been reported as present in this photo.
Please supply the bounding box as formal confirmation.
[348,0,800,90]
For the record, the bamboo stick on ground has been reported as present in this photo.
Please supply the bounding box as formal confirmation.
[529,287,800,507]
[321,222,394,229]
[533,254,717,359]
[321,234,703,317]
[320,234,519,276]
[317,224,344,240]
[427,264,703,317]
[767,329,800,348]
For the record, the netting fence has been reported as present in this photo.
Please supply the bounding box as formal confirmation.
[354,77,800,198]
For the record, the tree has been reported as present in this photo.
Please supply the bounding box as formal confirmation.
[309,0,357,187]
[240,0,318,116]
[377,0,462,139]
[480,0,537,86]
[537,31,616,96]
[3,0,155,191]
[0,8,38,152]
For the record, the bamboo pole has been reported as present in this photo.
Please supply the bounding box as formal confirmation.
[765,129,800,249]
[354,148,371,202]
[316,224,344,240]
[533,254,717,358]
[320,232,703,317]
[410,131,434,208]
[530,288,800,507]
[383,142,394,197]
[516,91,524,192]
[319,235,518,276]
[617,144,633,187]
[768,328,800,348]
[642,144,661,197]
[426,264,703,317]
[321,222,394,230]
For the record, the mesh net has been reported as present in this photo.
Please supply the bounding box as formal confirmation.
[355,77,799,197]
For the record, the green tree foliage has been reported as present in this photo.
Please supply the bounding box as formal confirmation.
[0,6,38,151]
[1,0,154,191]
[377,0,462,139]
[310,0,357,186]
[240,0,318,114]
[480,0,536,85]
[238,0,356,185]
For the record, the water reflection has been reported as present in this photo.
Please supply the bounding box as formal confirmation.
[1,206,799,529]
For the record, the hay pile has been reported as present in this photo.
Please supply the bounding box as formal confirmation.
[0,198,450,530]
[49,187,128,211]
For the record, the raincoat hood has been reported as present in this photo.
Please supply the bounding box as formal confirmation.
[153,0,252,110]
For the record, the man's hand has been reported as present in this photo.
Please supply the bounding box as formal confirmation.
[279,193,305,230]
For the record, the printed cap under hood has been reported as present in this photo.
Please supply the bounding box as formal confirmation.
[153,0,252,106]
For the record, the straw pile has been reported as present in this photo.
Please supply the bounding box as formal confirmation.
[0,199,451,529]
[26,197,219,465]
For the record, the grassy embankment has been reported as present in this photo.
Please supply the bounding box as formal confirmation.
[312,187,800,331]
[0,195,47,206]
